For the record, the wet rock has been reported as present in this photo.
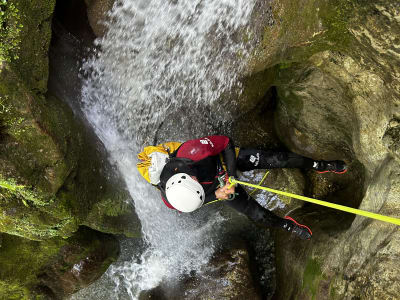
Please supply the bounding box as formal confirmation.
[85,0,114,37]
[0,0,141,240]
[241,0,400,299]
[154,105,217,144]
[38,227,120,299]
[383,118,400,160]
[8,0,56,93]
[140,239,262,300]
[0,66,140,240]
[232,87,281,149]
[239,168,305,217]
[0,227,119,299]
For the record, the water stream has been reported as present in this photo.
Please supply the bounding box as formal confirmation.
[71,0,257,298]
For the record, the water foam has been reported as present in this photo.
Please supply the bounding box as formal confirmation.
[78,0,256,298]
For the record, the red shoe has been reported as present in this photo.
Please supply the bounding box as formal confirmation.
[284,216,312,240]
[314,160,348,174]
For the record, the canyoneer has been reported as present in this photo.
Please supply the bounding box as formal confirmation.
[137,135,347,240]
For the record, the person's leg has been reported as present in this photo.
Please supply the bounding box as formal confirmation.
[225,185,312,239]
[237,148,347,173]
[237,148,314,171]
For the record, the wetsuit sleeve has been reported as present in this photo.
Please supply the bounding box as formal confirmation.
[222,138,237,178]
[205,192,216,204]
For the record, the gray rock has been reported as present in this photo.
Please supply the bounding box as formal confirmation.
[241,1,400,299]
[140,239,262,300]
[85,0,114,37]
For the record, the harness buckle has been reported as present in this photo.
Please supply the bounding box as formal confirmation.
[217,174,238,200]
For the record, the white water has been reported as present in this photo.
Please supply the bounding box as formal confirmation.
[78,0,256,298]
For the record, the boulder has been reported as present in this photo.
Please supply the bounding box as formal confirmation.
[0,227,119,299]
[140,239,262,300]
[85,0,114,37]
[239,168,305,217]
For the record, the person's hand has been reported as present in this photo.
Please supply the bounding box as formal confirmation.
[215,183,235,200]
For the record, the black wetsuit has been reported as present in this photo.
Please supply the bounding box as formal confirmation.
[158,136,317,230]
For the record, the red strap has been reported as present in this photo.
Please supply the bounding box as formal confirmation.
[162,196,175,210]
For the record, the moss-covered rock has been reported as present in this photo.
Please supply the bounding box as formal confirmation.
[0,0,23,63]
[0,63,140,240]
[0,0,140,241]
[0,227,119,299]
[0,0,142,296]
[7,0,56,93]
[247,0,354,74]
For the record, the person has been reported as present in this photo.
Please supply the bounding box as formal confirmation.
[137,135,347,240]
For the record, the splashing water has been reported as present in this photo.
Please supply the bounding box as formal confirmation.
[78,0,256,298]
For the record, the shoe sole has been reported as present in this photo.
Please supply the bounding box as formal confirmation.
[284,216,313,239]
[316,168,348,174]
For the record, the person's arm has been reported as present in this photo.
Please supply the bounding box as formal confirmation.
[221,138,237,178]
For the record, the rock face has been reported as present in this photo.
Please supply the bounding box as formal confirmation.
[237,0,400,299]
[140,239,262,300]
[2,0,399,299]
[85,0,114,37]
[0,0,140,298]
[0,227,119,299]
[0,0,140,241]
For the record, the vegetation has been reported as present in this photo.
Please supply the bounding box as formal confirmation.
[0,0,22,62]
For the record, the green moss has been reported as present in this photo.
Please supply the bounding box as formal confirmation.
[0,227,119,299]
[0,233,66,298]
[0,281,30,299]
[0,184,78,240]
[256,0,355,70]
[95,197,130,217]
[329,280,337,299]
[302,258,323,300]
[0,176,52,207]
[279,62,292,70]
[9,0,56,92]
[0,0,23,62]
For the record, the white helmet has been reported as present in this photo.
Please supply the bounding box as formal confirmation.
[165,173,205,212]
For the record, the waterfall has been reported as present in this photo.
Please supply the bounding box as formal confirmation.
[76,0,256,298]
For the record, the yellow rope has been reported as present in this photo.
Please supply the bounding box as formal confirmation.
[249,171,269,196]
[228,177,400,226]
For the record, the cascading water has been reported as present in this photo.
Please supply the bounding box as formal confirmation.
[74,0,257,298]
